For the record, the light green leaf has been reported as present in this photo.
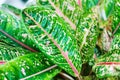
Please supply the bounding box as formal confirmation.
[0,53,61,80]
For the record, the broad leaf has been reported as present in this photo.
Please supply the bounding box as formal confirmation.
[93,49,120,78]
[37,0,82,30]
[93,33,120,78]
[0,42,29,61]
[22,6,82,77]
[0,53,61,80]
[0,33,22,47]
[0,9,39,52]
[0,42,61,80]
[37,0,99,64]
[0,7,82,77]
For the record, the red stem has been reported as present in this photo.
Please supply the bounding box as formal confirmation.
[97,62,120,65]
[0,30,37,52]
[0,61,6,65]
[78,0,82,7]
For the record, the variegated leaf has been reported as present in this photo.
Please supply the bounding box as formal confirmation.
[0,9,39,52]
[0,42,29,61]
[81,0,99,10]
[0,7,82,77]
[22,6,82,77]
[76,11,99,63]
[37,0,82,30]
[110,33,120,50]
[93,33,120,78]
[112,0,120,34]
[0,53,61,80]
[93,49,120,78]
[37,0,99,64]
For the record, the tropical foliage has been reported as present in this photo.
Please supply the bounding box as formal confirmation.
[0,0,119,80]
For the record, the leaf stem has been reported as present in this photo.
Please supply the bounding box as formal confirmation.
[97,62,120,65]
[0,61,6,65]
[112,23,120,35]
[59,72,74,80]
[48,0,76,30]
[19,65,57,80]
[0,29,37,52]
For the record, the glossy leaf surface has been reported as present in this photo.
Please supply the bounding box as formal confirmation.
[22,6,82,77]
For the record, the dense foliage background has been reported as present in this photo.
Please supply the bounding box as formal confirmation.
[0,0,120,80]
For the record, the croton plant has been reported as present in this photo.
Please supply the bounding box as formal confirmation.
[0,0,120,80]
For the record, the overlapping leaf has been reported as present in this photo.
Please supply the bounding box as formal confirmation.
[0,53,61,80]
[0,42,29,61]
[93,49,120,78]
[0,7,82,77]
[0,9,40,52]
[37,0,99,64]
[112,0,120,34]
[0,0,119,79]
[93,33,120,78]
[22,6,82,77]
[0,42,61,80]
[37,0,81,30]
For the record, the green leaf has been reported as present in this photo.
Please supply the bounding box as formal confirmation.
[110,33,120,50]
[0,53,61,80]
[93,33,120,78]
[38,0,82,30]
[0,6,82,77]
[93,49,120,78]
[99,0,114,20]
[36,0,54,10]
[82,0,99,10]
[76,12,99,63]
[0,42,29,61]
[0,9,39,52]
[0,33,22,47]
[22,6,82,77]
[37,0,99,64]
[112,0,120,34]
[2,4,22,15]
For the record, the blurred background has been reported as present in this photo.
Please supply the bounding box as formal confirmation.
[0,0,36,9]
